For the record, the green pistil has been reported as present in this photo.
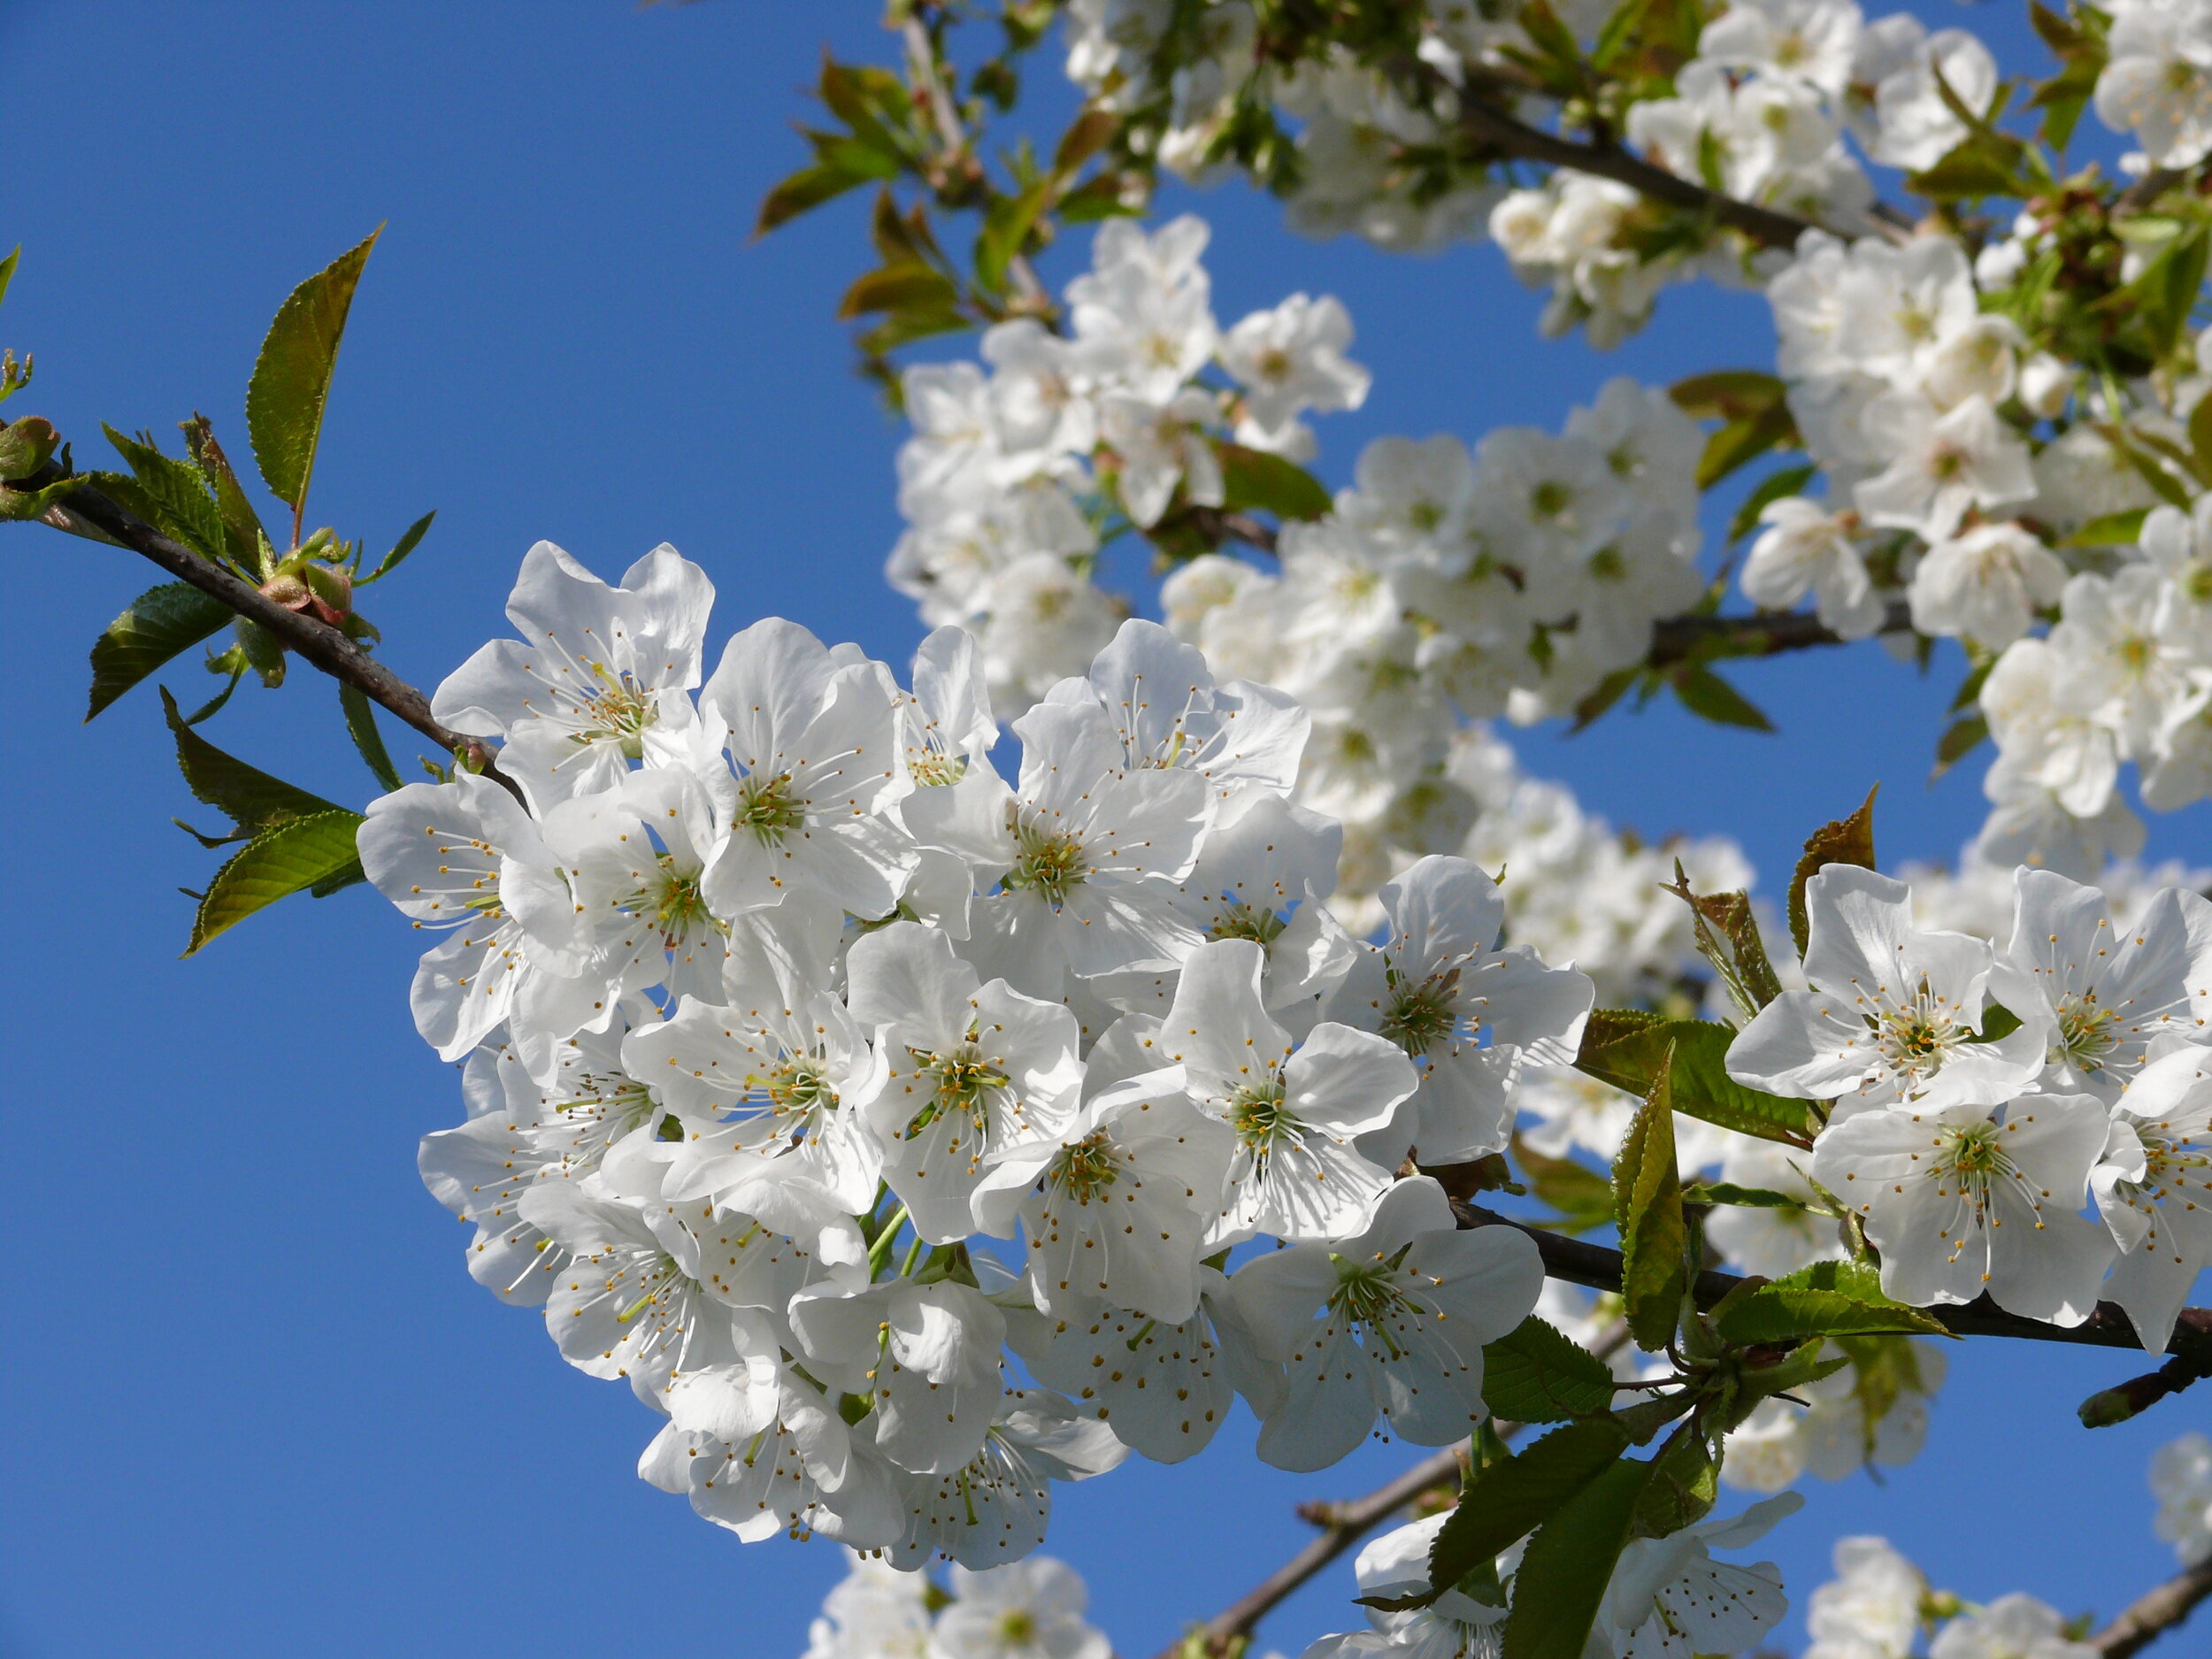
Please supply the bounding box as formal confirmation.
[737,772,807,846]
[1006,820,1089,908]
[2055,996,2119,1071]
[649,858,714,936]
[1210,902,1286,949]
[910,750,967,787]
[903,1041,1009,1147]
[1587,544,1626,581]
[758,1056,835,1123]
[1228,1079,1290,1148]
[1531,480,1571,520]
[1051,1132,1121,1200]
[575,665,656,757]
[1380,970,1463,1058]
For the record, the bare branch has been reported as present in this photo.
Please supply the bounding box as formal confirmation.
[2093,1558,2212,1657]
[47,481,508,787]
[1156,1444,1467,1659]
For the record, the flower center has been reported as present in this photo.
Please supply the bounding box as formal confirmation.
[2053,995,2119,1071]
[998,1611,1039,1645]
[1530,480,1572,521]
[737,772,807,846]
[1256,346,1294,382]
[760,1055,835,1126]
[572,667,656,757]
[1228,1078,1291,1149]
[1874,985,1965,1084]
[1049,1132,1122,1202]
[620,855,719,941]
[1006,819,1090,907]
[910,749,967,787]
[902,1038,1010,1156]
[1210,901,1287,949]
[1380,970,1463,1057]
[1407,498,1446,533]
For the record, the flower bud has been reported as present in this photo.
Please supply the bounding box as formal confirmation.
[259,572,311,609]
[0,415,58,481]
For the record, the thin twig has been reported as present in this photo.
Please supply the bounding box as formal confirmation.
[2093,1557,2212,1657]
[47,482,507,786]
[1646,602,1915,669]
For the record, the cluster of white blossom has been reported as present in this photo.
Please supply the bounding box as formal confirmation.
[367,541,1601,1565]
[802,1550,1109,1659]
[1740,217,2212,877]
[890,212,1369,713]
[890,214,1725,922]
[1490,0,1986,342]
[1727,861,2212,1350]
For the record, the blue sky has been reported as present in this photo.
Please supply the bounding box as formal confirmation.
[1,3,2204,1656]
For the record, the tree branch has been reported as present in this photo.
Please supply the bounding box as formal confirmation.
[45,481,505,784]
[1453,98,1849,251]
[1450,1202,2212,1364]
[1157,1444,1467,1659]
[2093,1558,2212,1657]
[1646,603,1914,669]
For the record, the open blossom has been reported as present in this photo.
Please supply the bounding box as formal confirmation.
[2093,1046,2212,1351]
[1218,292,1370,441]
[1230,1176,1541,1471]
[1727,865,2047,1117]
[356,772,583,1061]
[1328,855,1594,1165]
[1802,1536,1927,1659]
[1740,496,1888,640]
[2096,0,2212,170]
[1809,1095,2115,1324]
[931,1558,1112,1659]
[1930,1594,2096,1659]
[2153,1431,2212,1566]
[1148,937,1417,1244]
[1595,1494,1802,1659]
[1908,522,2068,650]
[432,540,711,810]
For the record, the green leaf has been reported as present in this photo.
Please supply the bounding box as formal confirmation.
[1614,1061,1688,1352]
[1727,462,1818,545]
[2060,507,2150,549]
[1512,1134,1618,1235]
[1053,107,1120,175]
[1666,872,1785,1018]
[1671,664,1774,731]
[361,510,435,584]
[188,808,366,955]
[857,305,974,356]
[1906,134,2030,200]
[1932,712,1989,779]
[757,161,879,235]
[838,260,963,319]
[1668,370,1786,421]
[160,686,345,833]
[976,180,1053,295]
[1056,170,1147,223]
[1633,1425,1719,1538]
[1787,785,1878,957]
[86,583,233,721]
[0,245,19,311]
[1502,1455,1653,1659]
[1426,1418,1632,1602]
[1714,1259,1949,1343]
[1696,404,1799,489]
[1681,1181,1805,1209]
[1217,443,1333,521]
[1574,1012,1818,1146]
[246,227,381,518]
[340,683,404,793]
[99,430,228,562]
[180,414,273,573]
[1481,1317,1619,1424]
